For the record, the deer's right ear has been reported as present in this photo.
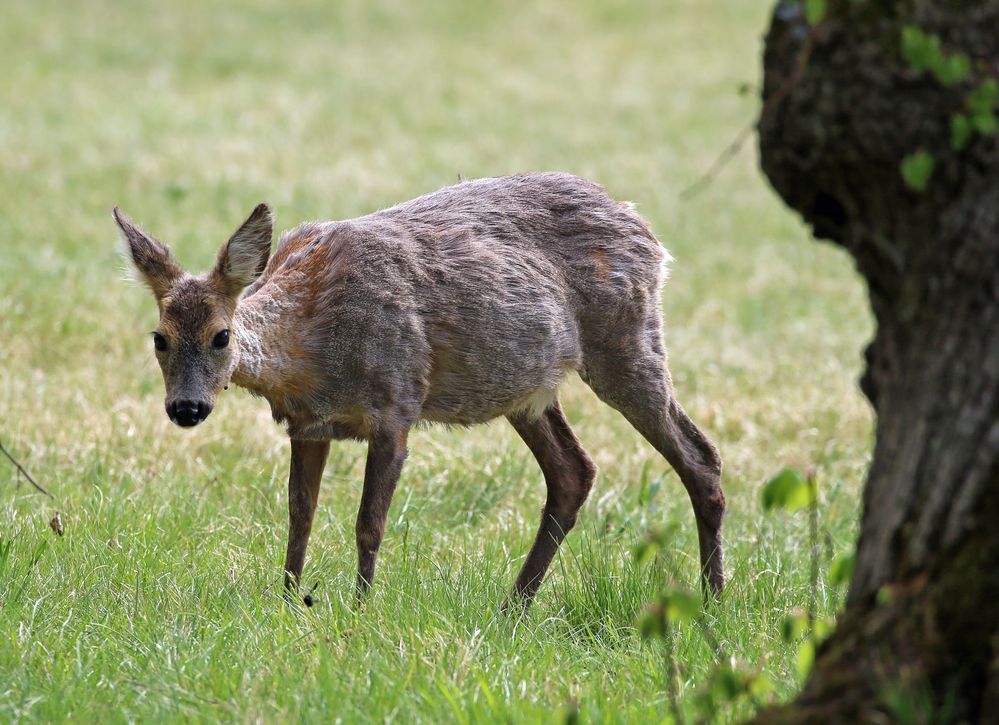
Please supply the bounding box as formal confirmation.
[113,207,183,300]
[212,203,273,298]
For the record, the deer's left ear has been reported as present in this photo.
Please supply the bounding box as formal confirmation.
[213,203,273,298]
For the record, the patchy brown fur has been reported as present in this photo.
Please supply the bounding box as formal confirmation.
[116,172,725,607]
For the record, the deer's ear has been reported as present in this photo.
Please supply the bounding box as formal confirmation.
[212,203,273,298]
[113,207,183,300]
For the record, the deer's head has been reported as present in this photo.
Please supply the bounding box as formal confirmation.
[114,204,273,427]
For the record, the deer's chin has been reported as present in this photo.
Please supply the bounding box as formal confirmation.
[172,416,203,428]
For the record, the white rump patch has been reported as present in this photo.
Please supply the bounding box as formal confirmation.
[660,246,674,285]
[515,386,559,420]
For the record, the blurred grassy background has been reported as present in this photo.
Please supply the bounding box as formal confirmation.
[0,0,873,721]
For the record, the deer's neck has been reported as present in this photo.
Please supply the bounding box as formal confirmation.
[229,291,301,400]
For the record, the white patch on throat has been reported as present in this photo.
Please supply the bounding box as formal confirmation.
[229,291,299,395]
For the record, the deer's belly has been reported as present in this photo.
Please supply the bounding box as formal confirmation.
[419,348,579,425]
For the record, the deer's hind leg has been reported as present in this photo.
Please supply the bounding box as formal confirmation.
[582,323,725,596]
[506,399,597,608]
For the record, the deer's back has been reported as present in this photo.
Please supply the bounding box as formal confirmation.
[374,172,666,305]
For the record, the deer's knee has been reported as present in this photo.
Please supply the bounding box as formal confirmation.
[700,453,725,527]
[355,519,384,556]
[575,454,597,508]
[693,485,725,533]
[549,455,597,528]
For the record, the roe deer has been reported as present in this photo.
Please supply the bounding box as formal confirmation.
[114,172,724,607]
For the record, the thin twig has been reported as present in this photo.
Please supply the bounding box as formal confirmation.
[0,440,53,498]
[680,25,820,200]
[680,123,758,201]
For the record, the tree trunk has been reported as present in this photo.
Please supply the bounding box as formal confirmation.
[756,2,999,721]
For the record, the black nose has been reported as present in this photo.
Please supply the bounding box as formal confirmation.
[166,400,213,427]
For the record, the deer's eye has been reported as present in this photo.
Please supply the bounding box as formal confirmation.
[212,329,230,349]
[152,332,167,352]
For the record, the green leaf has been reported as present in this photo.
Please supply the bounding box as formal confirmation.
[812,616,835,642]
[710,664,745,701]
[637,604,665,639]
[968,79,999,115]
[661,588,700,624]
[762,467,812,511]
[638,586,700,638]
[972,110,998,134]
[633,539,659,568]
[951,114,973,150]
[828,553,855,586]
[900,25,941,73]
[633,525,675,566]
[900,150,935,192]
[796,638,816,679]
[932,52,971,86]
[804,0,826,25]
[748,671,773,700]
[781,612,808,643]
[900,25,970,85]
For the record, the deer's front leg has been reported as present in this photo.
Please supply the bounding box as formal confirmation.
[355,427,408,598]
[283,439,331,599]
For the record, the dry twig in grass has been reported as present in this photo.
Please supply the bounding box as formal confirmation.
[0,439,53,498]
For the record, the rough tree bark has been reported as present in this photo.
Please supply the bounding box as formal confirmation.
[757,1,999,722]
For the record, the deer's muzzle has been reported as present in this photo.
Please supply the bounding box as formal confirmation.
[166,400,213,427]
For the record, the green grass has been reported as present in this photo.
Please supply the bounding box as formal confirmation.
[0,0,873,721]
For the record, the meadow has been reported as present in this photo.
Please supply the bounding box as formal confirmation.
[0,0,874,721]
